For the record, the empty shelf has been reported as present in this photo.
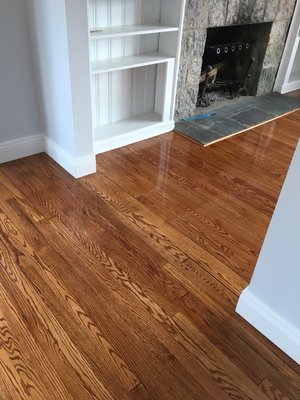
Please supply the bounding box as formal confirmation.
[93,112,174,154]
[90,24,179,39]
[91,53,174,74]
[94,112,162,140]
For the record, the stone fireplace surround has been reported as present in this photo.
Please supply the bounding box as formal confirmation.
[175,0,297,119]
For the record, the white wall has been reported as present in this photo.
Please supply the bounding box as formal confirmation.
[0,0,95,176]
[27,0,96,177]
[27,0,78,157]
[0,0,41,142]
[237,140,300,364]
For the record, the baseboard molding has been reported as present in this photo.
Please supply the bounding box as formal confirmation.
[0,134,44,164]
[44,137,96,178]
[275,80,300,94]
[236,287,300,364]
[1,123,169,177]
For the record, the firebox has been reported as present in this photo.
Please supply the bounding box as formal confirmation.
[197,22,272,107]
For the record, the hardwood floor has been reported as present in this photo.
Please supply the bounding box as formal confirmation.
[1,111,300,399]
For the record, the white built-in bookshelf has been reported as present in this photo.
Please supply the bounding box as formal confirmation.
[88,0,186,154]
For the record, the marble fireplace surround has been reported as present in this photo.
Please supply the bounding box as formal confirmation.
[175,0,297,119]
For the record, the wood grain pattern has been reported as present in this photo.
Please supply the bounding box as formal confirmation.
[259,378,290,400]
[1,107,300,399]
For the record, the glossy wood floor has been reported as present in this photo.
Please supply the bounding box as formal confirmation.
[1,111,300,399]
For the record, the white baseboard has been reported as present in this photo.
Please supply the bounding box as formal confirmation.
[1,123,170,177]
[275,80,300,94]
[236,287,300,364]
[0,134,44,164]
[44,137,96,178]
[0,134,96,178]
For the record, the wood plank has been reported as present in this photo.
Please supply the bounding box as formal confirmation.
[128,384,153,400]
[0,227,115,400]
[1,109,300,399]
[84,172,247,294]
[6,158,189,316]
[0,203,141,395]
[172,311,270,399]
[0,278,89,400]
[113,139,272,236]
[1,200,212,400]
[258,378,290,400]
[179,293,300,400]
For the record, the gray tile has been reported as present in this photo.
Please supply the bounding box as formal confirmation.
[175,121,224,146]
[193,116,247,133]
[254,96,297,116]
[175,93,300,146]
[266,92,300,108]
[175,121,209,136]
[214,97,257,118]
[232,107,276,125]
[175,115,246,145]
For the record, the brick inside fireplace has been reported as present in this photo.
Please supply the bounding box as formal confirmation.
[175,0,296,119]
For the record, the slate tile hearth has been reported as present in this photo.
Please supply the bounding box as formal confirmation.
[175,93,300,146]
[232,108,275,126]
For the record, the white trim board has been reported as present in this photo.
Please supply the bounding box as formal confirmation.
[0,134,44,164]
[236,287,300,364]
[44,137,96,178]
[0,134,96,179]
[0,124,173,177]
[278,80,300,94]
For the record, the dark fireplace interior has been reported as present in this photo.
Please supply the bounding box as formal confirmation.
[198,22,273,107]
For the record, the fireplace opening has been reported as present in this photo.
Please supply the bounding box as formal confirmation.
[197,22,272,108]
